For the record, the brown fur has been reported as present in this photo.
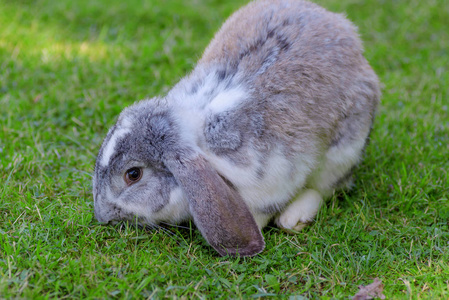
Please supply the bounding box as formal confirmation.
[200,0,379,156]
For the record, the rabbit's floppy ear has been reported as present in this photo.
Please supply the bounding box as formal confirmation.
[165,154,265,256]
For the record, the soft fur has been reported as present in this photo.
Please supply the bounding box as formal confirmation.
[93,0,380,256]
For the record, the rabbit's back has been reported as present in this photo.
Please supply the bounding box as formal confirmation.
[201,0,362,78]
[199,0,379,154]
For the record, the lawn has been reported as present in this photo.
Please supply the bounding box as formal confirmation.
[1,0,448,298]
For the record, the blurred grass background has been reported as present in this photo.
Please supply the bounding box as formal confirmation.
[1,0,448,298]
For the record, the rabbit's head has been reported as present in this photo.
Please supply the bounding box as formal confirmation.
[93,98,265,256]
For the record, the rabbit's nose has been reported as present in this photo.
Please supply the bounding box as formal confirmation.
[94,211,110,224]
[93,195,114,224]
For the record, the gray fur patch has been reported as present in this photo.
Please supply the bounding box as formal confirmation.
[205,112,242,152]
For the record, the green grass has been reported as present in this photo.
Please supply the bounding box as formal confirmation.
[1,0,448,298]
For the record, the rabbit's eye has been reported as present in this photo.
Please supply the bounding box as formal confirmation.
[124,167,142,186]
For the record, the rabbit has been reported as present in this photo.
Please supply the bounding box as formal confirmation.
[92,0,380,257]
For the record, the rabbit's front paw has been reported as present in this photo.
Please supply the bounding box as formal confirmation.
[276,189,322,233]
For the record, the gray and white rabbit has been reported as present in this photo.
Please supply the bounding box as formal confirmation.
[93,0,380,256]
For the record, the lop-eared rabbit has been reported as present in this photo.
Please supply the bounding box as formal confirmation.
[93,0,380,256]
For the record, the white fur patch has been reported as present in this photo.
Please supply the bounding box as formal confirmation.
[170,71,221,110]
[207,86,247,113]
[172,109,205,152]
[308,127,369,195]
[100,118,132,167]
[152,187,190,224]
[169,65,247,113]
[239,148,315,218]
